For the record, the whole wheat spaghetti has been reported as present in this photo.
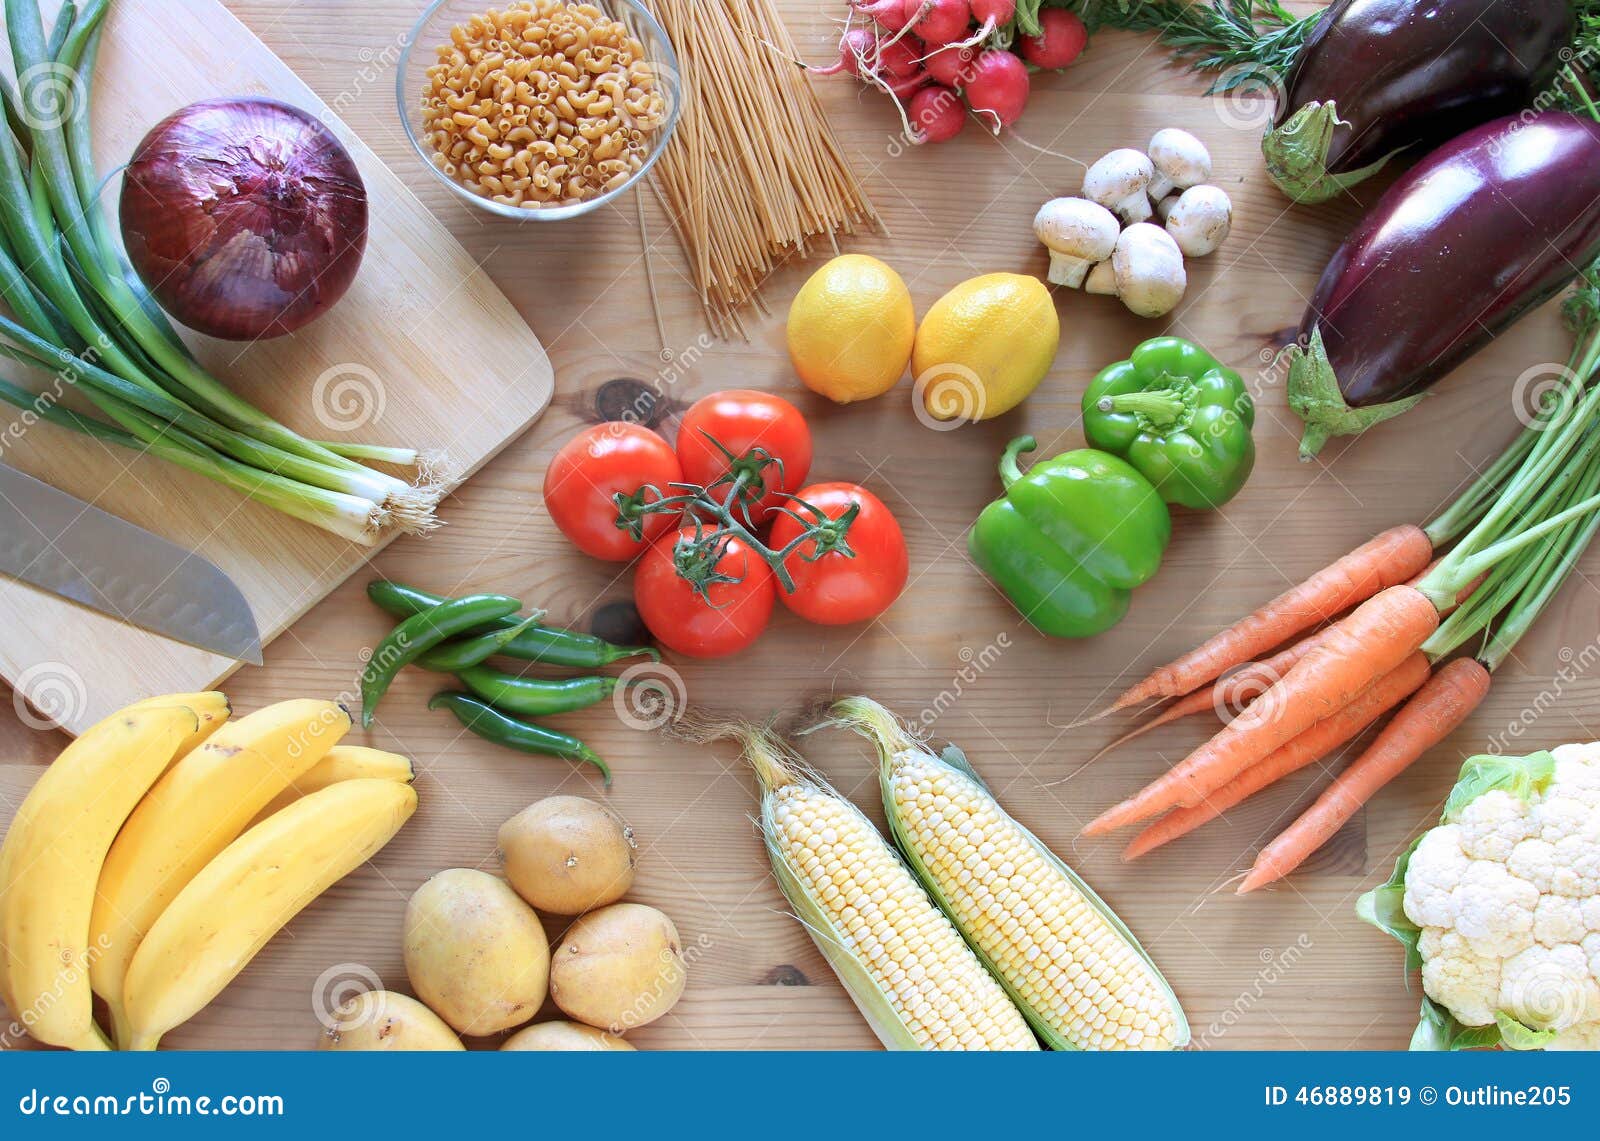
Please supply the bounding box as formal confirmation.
[648,0,880,337]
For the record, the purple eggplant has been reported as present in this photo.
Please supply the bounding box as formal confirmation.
[1263,0,1572,203]
[1288,112,1600,458]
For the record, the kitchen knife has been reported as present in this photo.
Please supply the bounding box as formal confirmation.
[0,462,263,664]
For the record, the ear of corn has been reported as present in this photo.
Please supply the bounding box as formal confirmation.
[740,724,1038,1051]
[831,697,1190,1052]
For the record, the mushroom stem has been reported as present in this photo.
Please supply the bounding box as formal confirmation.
[1047,251,1094,288]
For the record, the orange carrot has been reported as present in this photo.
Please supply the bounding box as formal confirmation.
[1103,525,1433,714]
[1239,658,1492,893]
[1083,585,1440,835]
[1121,653,1431,861]
[1092,633,1329,761]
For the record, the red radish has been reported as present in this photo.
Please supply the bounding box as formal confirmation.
[810,28,881,78]
[875,36,926,80]
[886,68,930,98]
[1019,8,1088,69]
[969,0,1017,36]
[908,85,966,143]
[811,28,923,83]
[905,0,973,47]
[963,49,1030,131]
[853,0,916,32]
[923,43,978,88]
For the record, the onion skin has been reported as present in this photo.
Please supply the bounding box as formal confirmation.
[120,97,368,341]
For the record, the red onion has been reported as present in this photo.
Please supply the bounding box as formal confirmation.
[119,97,368,342]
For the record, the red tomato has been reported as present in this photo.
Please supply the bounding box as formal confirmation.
[634,526,776,658]
[676,390,812,522]
[544,423,683,561]
[769,483,908,625]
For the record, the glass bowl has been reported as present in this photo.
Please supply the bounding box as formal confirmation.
[398,0,681,222]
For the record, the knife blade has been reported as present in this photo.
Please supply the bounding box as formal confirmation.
[0,463,263,665]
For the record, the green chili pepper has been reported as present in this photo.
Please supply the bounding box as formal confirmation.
[454,665,623,717]
[415,613,544,673]
[1082,336,1256,510]
[366,581,658,668]
[360,595,521,727]
[428,691,610,786]
[968,437,1170,639]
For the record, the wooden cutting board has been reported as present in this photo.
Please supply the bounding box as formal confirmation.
[0,0,552,735]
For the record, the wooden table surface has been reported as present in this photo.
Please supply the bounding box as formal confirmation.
[6,0,1599,1051]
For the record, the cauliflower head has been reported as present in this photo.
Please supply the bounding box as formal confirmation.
[1359,745,1600,1051]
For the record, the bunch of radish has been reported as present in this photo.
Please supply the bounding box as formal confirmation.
[811,1,1089,143]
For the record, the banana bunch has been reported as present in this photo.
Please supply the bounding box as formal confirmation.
[0,693,417,1050]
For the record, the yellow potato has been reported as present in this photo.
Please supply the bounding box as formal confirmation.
[403,868,550,1036]
[498,795,637,915]
[316,991,463,1051]
[500,1021,636,1051]
[549,903,686,1034]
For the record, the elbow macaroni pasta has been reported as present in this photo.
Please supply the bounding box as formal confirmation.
[421,1,668,208]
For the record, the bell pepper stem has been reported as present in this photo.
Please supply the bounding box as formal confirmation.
[1097,390,1187,426]
[999,436,1037,489]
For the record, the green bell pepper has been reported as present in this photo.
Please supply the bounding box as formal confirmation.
[1082,337,1255,510]
[969,437,1170,638]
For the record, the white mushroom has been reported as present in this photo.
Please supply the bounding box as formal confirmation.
[1082,148,1154,224]
[1164,184,1232,257]
[1112,223,1186,318]
[1033,197,1121,288]
[1083,259,1118,296]
[1146,128,1211,201]
[1151,193,1178,224]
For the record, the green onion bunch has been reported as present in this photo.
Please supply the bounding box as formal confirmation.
[0,0,438,544]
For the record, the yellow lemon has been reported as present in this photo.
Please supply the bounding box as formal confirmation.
[787,254,916,404]
[912,273,1060,423]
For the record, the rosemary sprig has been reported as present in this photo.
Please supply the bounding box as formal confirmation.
[1059,0,1321,89]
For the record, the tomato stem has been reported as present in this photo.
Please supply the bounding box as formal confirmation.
[615,431,855,600]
